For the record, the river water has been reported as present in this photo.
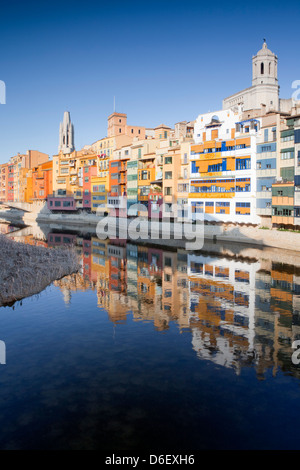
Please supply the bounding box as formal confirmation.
[0,221,300,450]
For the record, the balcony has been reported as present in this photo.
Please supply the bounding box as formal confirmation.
[189,192,234,199]
[272,216,294,225]
[138,162,155,170]
[272,196,294,206]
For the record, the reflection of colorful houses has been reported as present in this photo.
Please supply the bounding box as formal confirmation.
[108,240,127,294]
[47,232,77,246]
[188,253,258,371]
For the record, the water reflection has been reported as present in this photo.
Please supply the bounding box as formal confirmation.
[7,223,300,381]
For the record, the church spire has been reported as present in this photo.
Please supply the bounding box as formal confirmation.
[59,111,75,154]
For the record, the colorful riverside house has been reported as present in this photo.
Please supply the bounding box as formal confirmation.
[177,141,192,221]
[31,161,53,201]
[134,132,173,216]
[50,149,97,211]
[270,115,297,228]
[107,144,131,217]
[256,113,280,227]
[0,163,8,202]
[279,116,296,183]
[271,182,294,227]
[108,157,127,218]
[10,151,49,202]
[19,168,31,203]
[90,154,109,215]
[7,163,14,202]
[127,158,138,216]
[162,143,181,217]
[189,109,260,224]
[137,152,156,215]
[160,133,193,220]
[82,163,97,211]
[294,117,300,228]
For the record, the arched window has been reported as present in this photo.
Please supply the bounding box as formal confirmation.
[269,62,271,74]
[261,62,264,75]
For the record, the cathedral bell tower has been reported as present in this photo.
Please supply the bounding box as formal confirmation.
[252,40,278,87]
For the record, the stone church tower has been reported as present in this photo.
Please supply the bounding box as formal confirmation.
[252,40,278,87]
[223,41,280,113]
[59,111,75,154]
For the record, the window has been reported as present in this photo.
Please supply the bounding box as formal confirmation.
[140,170,149,180]
[281,150,294,160]
[165,187,172,196]
[208,163,222,172]
[216,202,230,207]
[165,156,172,164]
[264,129,268,142]
[261,62,264,74]
[165,171,172,179]
[236,158,251,170]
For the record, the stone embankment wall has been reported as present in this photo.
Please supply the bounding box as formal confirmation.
[0,201,299,252]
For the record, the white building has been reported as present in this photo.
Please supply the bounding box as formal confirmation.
[189,109,261,224]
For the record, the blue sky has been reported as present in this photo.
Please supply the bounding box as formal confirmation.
[0,0,299,163]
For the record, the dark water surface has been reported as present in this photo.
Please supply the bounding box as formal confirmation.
[0,222,300,450]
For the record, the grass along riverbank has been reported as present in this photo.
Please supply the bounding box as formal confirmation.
[0,234,80,307]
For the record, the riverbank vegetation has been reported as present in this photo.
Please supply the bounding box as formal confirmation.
[0,234,80,307]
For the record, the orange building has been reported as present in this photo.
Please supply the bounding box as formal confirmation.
[31,161,53,200]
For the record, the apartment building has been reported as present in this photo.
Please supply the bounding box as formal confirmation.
[256,113,279,225]
[189,109,260,224]
[271,114,300,228]
[0,164,8,202]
